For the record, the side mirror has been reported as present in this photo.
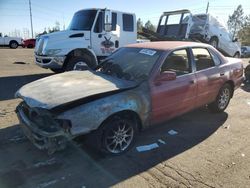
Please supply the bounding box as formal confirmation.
[155,71,176,83]
[104,10,112,32]
[233,38,238,42]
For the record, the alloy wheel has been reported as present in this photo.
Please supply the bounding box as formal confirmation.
[105,120,134,154]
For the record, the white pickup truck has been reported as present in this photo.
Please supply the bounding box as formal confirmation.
[35,8,137,72]
[156,10,241,57]
[0,33,23,49]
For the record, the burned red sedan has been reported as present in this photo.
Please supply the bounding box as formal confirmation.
[15,41,243,155]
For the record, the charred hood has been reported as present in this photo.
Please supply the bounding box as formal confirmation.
[16,71,137,110]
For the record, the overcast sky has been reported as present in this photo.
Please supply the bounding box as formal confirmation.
[0,0,249,38]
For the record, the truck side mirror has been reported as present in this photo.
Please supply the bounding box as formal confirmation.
[104,10,112,32]
[233,38,238,42]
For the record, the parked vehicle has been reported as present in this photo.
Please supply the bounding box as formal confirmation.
[34,8,136,73]
[0,33,23,49]
[156,10,241,57]
[241,46,250,58]
[22,38,36,48]
[15,41,244,155]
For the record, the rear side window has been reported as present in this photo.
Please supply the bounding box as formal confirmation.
[112,13,117,31]
[123,14,134,31]
[209,50,221,66]
[192,48,215,71]
[161,49,191,76]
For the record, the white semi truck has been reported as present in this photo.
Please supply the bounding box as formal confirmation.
[35,8,137,72]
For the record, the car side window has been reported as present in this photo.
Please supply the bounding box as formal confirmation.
[112,13,117,31]
[209,50,221,66]
[161,49,191,76]
[192,48,215,71]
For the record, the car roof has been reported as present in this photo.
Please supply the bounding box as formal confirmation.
[126,41,211,51]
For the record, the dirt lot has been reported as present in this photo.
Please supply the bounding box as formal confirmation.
[0,48,250,188]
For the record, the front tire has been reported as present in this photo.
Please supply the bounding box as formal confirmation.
[65,56,93,71]
[208,84,232,113]
[102,117,136,155]
[86,114,138,156]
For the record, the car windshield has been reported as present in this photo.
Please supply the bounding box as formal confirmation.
[192,15,207,26]
[97,47,162,82]
[68,10,97,30]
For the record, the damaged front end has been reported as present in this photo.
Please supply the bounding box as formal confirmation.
[16,102,72,154]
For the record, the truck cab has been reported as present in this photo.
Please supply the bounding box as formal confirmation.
[35,8,137,72]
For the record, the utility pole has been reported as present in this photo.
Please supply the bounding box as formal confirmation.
[29,0,34,38]
[206,1,209,14]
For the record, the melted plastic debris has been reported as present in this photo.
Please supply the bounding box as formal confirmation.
[168,129,178,135]
[136,143,159,152]
[158,139,166,145]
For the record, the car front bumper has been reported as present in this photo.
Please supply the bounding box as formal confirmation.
[35,54,65,69]
[16,103,71,154]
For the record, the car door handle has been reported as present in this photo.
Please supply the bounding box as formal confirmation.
[220,73,225,76]
[189,80,195,84]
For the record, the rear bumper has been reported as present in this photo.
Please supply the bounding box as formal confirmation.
[35,54,65,69]
[16,103,71,153]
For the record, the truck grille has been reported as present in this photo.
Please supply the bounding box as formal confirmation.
[36,38,44,55]
[35,36,48,55]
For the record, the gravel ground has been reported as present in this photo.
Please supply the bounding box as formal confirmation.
[0,48,250,188]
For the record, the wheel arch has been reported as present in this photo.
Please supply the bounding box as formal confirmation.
[99,110,143,132]
[63,48,98,69]
[224,80,235,98]
[9,40,18,45]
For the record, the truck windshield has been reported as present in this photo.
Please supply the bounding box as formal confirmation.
[68,10,97,30]
[192,15,207,25]
[97,47,162,81]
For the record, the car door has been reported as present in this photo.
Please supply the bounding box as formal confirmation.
[150,48,197,124]
[192,47,224,108]
[0,35,4,45]
[91,11,119,57]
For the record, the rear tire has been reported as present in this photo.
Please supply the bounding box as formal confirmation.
[208,83,232,113]
[209,37,218,49]
[9,41,18,49]
[233,52,240,58]
[50,68,63,73]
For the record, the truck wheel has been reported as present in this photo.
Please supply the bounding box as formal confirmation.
[233,52,240,58]
[65,56,93,71]
[27,44,34,48]
[50,68,63,73]
[9,41,18,49]
[208,83,232,113]
[209,37,218,49]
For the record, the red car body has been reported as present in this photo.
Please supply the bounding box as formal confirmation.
[127,42,243,125]
[15,41,244,154]
[22,38,36,48]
